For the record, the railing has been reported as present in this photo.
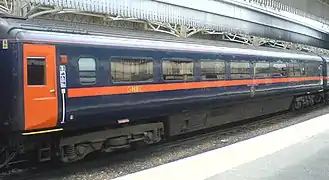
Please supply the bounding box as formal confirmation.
[246,0,329,25]
[1,0,329,33]
[225,0,329,32]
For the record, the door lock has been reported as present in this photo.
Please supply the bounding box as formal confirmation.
[50,89,55,93]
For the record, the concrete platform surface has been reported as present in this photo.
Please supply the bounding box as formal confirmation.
[113,112,329,180]
[207,129,329,180]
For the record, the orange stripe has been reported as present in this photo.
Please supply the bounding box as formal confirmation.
[68,76,323,98]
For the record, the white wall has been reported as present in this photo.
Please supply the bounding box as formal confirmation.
[277,0,329,19]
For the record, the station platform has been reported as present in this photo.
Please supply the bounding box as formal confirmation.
[113,112,329,180]
[207,129,329,180]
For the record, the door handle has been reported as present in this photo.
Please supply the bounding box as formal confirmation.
[50,89,55,93]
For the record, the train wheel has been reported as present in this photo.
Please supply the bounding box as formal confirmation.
[315,95,323,104]
[292,100,302,111]
[309,97,315,106]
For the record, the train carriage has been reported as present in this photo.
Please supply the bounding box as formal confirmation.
[0,15,327,166]
[319,55,329,102]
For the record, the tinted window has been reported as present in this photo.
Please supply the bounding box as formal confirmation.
[162,59,194,81]
[201,60,226,80]
[110,57,153,82]
[255,61,271,78]
[271,61,288,77]
[78,57,96,85]
[288,61,303,77]
[230,61,251,79]
[304,62,321,76]
[27,57,46,85]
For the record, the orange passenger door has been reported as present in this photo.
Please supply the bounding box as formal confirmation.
[23,44,58,131]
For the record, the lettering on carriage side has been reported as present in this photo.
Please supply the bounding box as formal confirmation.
[128,86,142,93]
[59,65,67,124]
[59,65,67,88]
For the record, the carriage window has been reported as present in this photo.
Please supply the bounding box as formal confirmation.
[304,62,322,76]
[162,59,194,81]
[78,57,96,85]
[271,61,288,77]
[201,60,226,80]
[27,57,46,85]
[110,57,154,82]
[230,61,251,79]
[288,61,303,77]
[255,61,271,78]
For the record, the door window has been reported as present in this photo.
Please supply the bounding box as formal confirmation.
[27,57,46,85]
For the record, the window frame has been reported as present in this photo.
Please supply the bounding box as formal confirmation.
[229,60,252,80]
[270,60,288,78]
[254,60,271,79]
[162,58,195,82]
[77,56,97,86]
[200,59,226,81]
[304,61,322,77]
[287,59,304,77]
[27,56,47,86]
[109,56,155,84]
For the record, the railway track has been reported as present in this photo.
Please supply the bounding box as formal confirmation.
[1,104,327,180]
